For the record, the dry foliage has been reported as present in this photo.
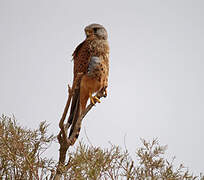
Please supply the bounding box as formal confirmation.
[63,140,204,180]
[0,115,55,179]
[0,115,203,180]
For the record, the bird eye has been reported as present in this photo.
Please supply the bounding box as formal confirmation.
[93,28,97,33]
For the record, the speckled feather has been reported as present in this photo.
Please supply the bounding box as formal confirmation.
[72,36,109,82]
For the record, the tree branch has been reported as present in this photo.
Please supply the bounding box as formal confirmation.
[54,74,107,179]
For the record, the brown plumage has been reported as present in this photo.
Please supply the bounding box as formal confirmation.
[68,24,109,142]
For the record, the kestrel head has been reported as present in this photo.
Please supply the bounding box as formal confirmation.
[85,23,108,40]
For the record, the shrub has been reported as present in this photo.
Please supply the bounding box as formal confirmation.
[0,115,55,179]
[0,115,203,180]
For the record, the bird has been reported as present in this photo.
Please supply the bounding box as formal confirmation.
[67,23,110,144]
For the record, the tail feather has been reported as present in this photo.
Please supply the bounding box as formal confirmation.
[68,87,80,138]
[68,88,80,124]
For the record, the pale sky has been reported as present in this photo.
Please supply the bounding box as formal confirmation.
[0,0,203,174]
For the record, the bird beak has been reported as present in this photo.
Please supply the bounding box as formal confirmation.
[85,28,92,37]
[85,30,89,36]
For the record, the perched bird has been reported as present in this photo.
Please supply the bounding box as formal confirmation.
[68,24,110,142]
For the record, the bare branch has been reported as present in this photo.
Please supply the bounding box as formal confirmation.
[54,76,107,179]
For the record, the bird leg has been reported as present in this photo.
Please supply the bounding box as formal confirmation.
[89,92,101,104]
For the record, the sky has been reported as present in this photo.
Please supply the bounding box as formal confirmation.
[0,0,203,174]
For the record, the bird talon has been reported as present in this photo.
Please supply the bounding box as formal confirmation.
[89,93,101,104]
[94,96,101,103]
[90,97,95,104]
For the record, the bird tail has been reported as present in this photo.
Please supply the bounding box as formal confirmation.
[68,87,81,139]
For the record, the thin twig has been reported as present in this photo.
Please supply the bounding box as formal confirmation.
[84,127,93,148]
[55,85,73,179]
[54,73,83,179]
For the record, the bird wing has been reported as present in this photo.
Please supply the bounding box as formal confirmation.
[68,40,91,139]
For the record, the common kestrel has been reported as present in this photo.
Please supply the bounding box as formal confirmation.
[68,24,110,141]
